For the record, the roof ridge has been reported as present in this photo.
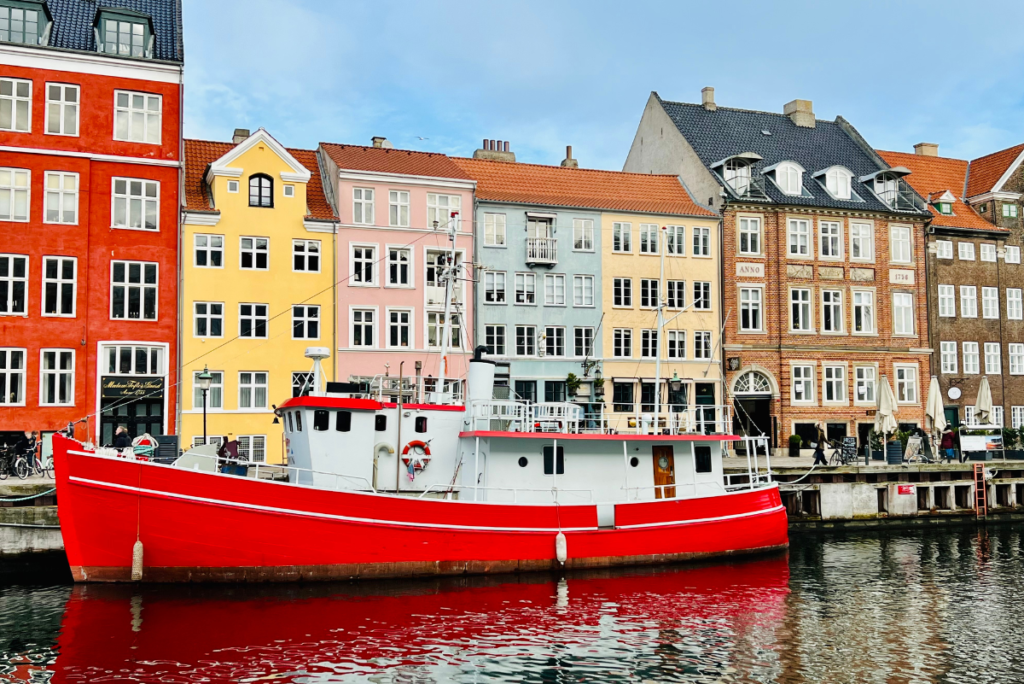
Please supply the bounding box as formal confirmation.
[658,98,843,125]
[451,156,683,179]
[878,149,968,163]
[319,141,451,158]
[969,142,1024,164]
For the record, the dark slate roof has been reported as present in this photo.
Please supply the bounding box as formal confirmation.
[41,0,183,63]
[656,93,928,216]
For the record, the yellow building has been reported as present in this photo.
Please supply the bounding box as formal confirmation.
[180,129,338,463]
[600,199,724,432]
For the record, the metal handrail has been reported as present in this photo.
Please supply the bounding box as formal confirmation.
[526,237,557,263]
[417,482,593,503]
[176,452,377,493]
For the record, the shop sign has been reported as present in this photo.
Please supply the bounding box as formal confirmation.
[101,376,164,399]
[897,484,915,496]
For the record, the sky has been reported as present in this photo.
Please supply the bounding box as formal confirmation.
[182,0,1024,170]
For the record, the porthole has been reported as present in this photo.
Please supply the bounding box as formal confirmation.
[518,457,528,468]
[630,456,639,467]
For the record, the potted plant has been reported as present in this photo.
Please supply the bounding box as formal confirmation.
[565,372,581,400]
[593,375,605,397]
[869,429,884,461]
[1002,427,1023,460]
[788,434,802,458]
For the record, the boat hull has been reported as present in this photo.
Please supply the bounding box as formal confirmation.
[53,435,788,582]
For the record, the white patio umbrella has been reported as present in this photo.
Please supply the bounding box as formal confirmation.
[874,375,899,439]
[975,376,994,425]
[926,376,947,434]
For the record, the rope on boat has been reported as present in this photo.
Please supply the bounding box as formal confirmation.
[0,487,56,502]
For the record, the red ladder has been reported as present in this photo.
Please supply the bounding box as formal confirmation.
[974,463,988,519]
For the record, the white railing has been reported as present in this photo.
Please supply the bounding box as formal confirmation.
[175,452,376,493]
[417,482,593,503]
[590,404,734,435]
[469,401,731,436]
[471,399,530,431]
[531,402,582,432]
[526,237,557,263]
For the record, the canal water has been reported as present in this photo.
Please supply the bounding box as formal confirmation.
[2,527,1024,683]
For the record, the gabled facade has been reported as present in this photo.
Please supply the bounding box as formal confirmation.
[181,129,338,463]
[625,89,932,451]
[0,0,184,453]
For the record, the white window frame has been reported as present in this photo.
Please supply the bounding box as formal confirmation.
[1010,344,1024,376]
[113,90,161,144]
[639,223,659,254]
[1008,288,1023,320]
[738,216,760,255]
[981,243,997,262]
[484,213,506,247]
[485,324,506,356]
[1005,245,1021,264]
[613,277,632,307]
[667,330,686,359]
[43,171,78,225]
[825,167,852,200]
[640,278,659,309]
[516,325,536,357]
[39,348,74,406]
[739,286,763,332]
[790,287,812,332]
[194,234,224,269]
[666,225,685,255]
[484,270,506,304]
[352,187,374,225]
[545,326,566,357]
[350,307,377,348]
[960,286,978,318]
[573,274,595,307]
[692,226,711,257]
[427,193,461,229]
[426,311,461,350]
[45,83,79,137]
[574,326,594,358]
[385,246,410,286]
[958,242,975,261]
[693,331,712,360]
[515,272,537,305]
[821,289,843,333]
[0,78,32,133]
[238,303,269,339]
[226,180,239,194]
[854,365,876,405]
[985,342,1001,375]
[693,281,711,310]
[193,301,224,338]
[291,304,320,340]
[940,341,958,374]
[111,177,159,231]
[237,435,267,463]
[293,239,322,273]
[890,225,912,263]
[892,292,915,336]
[963,342,980,375]
[573,218,594,252]
[935,240,953,259]
[791,364,815,404]
[822,364,847,405]
[388,190,409,227]
[193,370,223,410]
[612,222,632,253]
[240,236,270,271]
[775,162,803,196]
[109,260,158,321]
[639,329,658,358]
[612,328,632,358]
[350,243,377,286]
[0,348,26,406]
[895,364,918,404]
[386,308,413,350]
[0,167,30,222]
[852,289,875,334]
[544,273,566,306]
[850,222,874,262]
[787,219,810,257]
[937,284,955,318]
[1013,406,1024,429]
[238,371,268,410]
[819,220,843,260]
[41,255,76,318]
[982,287,999,319]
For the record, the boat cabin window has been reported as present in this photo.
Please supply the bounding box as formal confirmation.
[313,410,329,431]
[415,417,427,433]
[336,411,352,432]
[375,415,387,431]
[286,412,293,433]
[294,411,302,432]
[695,445,712,473]
[518,457,528,467]
[542,446,564,475]
[630,456,639,467]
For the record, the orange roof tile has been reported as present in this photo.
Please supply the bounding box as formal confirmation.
[450,157,715,217]
[319,143,472,180]
[182,139,338,221]
[967,143,1024,198]
[877,150,996,231]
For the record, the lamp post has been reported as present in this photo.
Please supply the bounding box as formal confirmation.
[197,365,213,444]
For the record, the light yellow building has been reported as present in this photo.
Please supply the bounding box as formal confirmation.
[180,129,338,463]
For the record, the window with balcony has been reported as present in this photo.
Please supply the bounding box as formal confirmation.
[526,217,555,263]
[110,261,157,320]
[723,158,752,195]
[114,91,160,144]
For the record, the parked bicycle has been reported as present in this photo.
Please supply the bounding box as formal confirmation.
[0,444,13,480]
[14,450,54,480]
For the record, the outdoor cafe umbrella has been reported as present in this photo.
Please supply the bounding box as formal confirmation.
[975,375,994,425]
[874,374,899,438]
[926,375,947,434]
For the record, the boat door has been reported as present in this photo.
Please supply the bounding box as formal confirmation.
[653,446,675,499]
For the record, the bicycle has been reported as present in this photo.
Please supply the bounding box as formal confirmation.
[14,450,54,480]
[0,446,11,481]
[826,440,848,466]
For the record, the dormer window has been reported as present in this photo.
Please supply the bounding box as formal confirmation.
[712,152,764,198]
[937,202,952,215]
[766,161,805,196]
[0,2,46,45]
[860,167,922,212]
[928,190,956,215]
[97,10,154,59]
[825,167,852,199]
[724,158,751,195]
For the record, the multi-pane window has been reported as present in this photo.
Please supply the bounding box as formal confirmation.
[1010,344,1024,375]
[850,366,874,404]
[238,372,268,409]
[640,278,659,308]
[613,278,632,307]
[788,219,810,256]
[819,221,842,258]
[485,324,506,355]
[613,328,632,358]
[574,327,594,357]
[352,309,374,347]
[612,382,634,413]
[0,348,25,405]
[667,330,686,359]
[823,365,845,403]
[103,18,146,57]
[249,174,272,208]
[352,245,375,284]
[641,329,658,358]
[960,286,978,318]
[104,345,163,376]
[46,84,79,136]
[853,291,874,333]
[573,219,594,251]
[0,78,31,132]
[388,190,409,227]
[791,288,812,331]
[44,172,78,224]
[240,237,269,270]
[890,226,911,263]
[940,341,958,374]
[294,240,321,272]
[545,326,565,357]
[938,285,955,317]
[825,167,852,199]
[985,343,1001,375]
[427,194,461,228]
[193,370,223,409]
[822,290,842,332]
[693,281,711,310]
[613,222,631,252]
[195,234,223,268]
[292,305,319,340]
[666,280,685,309]
[935,240,953,259]
[1003,204,1020,218]
[544,274,565,306]
[237,435,267,463]
[353,188,374,224]
[484,213,506,246]
[516,325,536,356]
[740,287,761,331]
[1009,289,1023,320]
[384,247,409,285]
[666,225,685,254]
[0,6,39,44]
[193,302,223,338]
[515,272,536,304]
[963,342,980,374]
[965,406,977,426]
[982,287,999,319]
[694,331,712,360]
[994,406,1005,428]
[850,222,873,261]
[40,349,74,406]
[1006,246,1021,264]
[958,242,975,261]
[387,309,411,348]
[0,168,29,221]
[639,224,659,254]
[792,365,813,403]
[110,261,157,320]
[292,372,314,398]
[42,256,75,317]
[981,243,997,262]
[484,271,506,303]
[427,312,461,348]
[239,303,268,338]
[573,275,594,307]
[895,366,917,403]
[112,178,158,230]
[739,217,760,255]
[114,91,161,144]
[692,226,711,256]
[1014,407,1024,429]
[892,293,914,335]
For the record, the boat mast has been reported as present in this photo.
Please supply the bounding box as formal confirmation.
[653,226,665,431]
[435,211,459,403]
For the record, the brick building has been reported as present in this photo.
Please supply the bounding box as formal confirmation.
[881,143,1024,430]
[624,89,932,450]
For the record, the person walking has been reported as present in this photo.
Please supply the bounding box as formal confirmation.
[940,426,956,463]
[812,423,828,466]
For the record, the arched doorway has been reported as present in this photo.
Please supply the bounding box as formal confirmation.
[732,371,774,447]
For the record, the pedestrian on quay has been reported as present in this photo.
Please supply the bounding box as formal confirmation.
[940,426,956,463]
[113,426,132,450]
[812,423,828,466]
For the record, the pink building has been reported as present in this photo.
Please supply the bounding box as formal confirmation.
[318,140,476,401]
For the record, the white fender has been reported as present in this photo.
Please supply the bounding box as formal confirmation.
[131,539,144,581]
[555,531,567,564]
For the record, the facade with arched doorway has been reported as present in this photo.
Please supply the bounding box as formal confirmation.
[730,369,777,448]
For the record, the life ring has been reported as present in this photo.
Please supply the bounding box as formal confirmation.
[401,440,431,470]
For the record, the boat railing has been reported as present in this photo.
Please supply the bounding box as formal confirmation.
[175,452,377,493]
[622,482,699,500]
[417,482,593,503]
[723,472,773,491]
[582,404,734,435]
[530,402,582,432]
[470,399,530,431]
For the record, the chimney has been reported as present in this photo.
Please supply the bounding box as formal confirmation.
[783,99,815,128]
[914,142,939,157]
[371,136,394,149]
[560,145,578,168]
[701,86,716,111]
[473,138,516,162]
[232,128,250,144]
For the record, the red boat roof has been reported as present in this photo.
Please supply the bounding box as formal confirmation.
[278,396,466,412]
[459,431,740,442]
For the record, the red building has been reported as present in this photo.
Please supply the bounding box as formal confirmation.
[0,0,184,452]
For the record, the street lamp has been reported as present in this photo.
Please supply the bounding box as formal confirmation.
[670,372,682,394]
[197,365,213,444]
